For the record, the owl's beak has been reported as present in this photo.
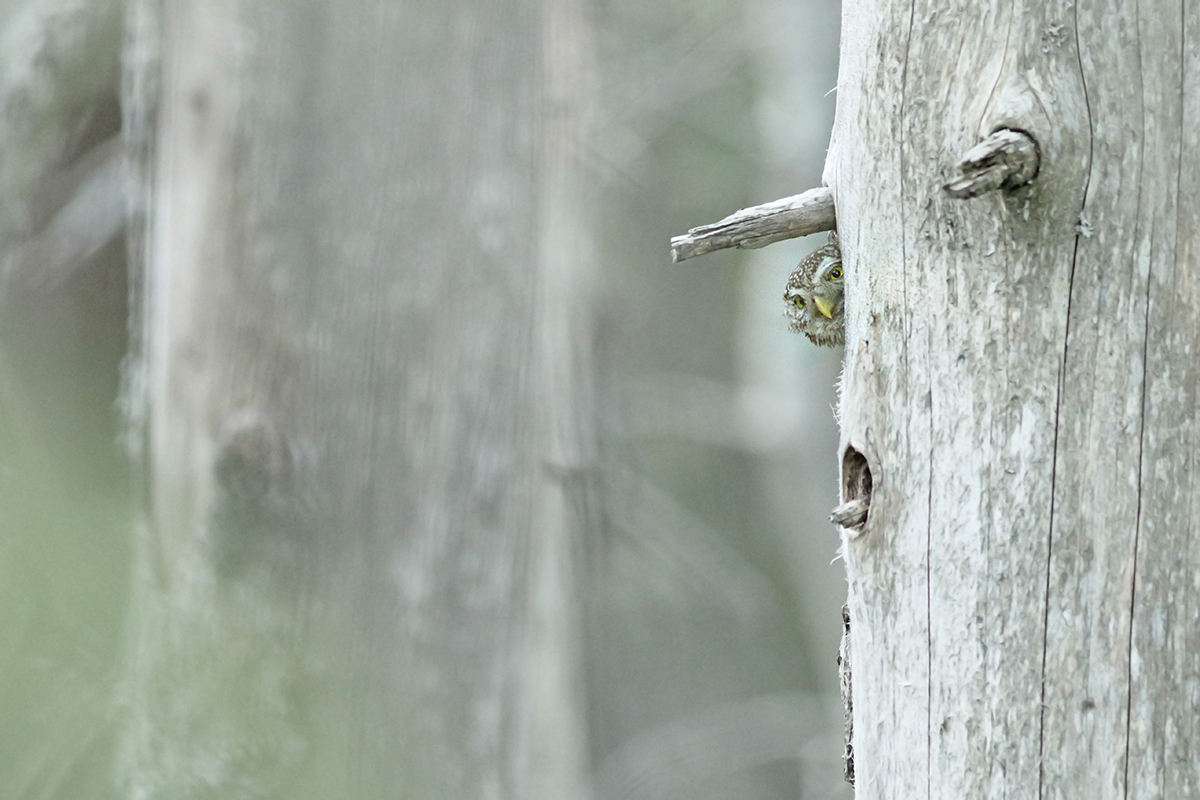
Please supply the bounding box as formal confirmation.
[814,296,835,319]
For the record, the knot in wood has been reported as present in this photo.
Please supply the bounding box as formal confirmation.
[214,407,293,501]
[943,129,1040,199]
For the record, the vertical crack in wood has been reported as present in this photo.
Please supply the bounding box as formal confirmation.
[926,393,935,800]
[1122,119,1158,800]
[892,0,924,785]
[1038,8,1097,798]
[839,603,854,786]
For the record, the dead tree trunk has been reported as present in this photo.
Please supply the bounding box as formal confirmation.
[827,0,1200,797]
[116,1,593,797]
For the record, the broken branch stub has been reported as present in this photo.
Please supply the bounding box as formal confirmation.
[943,128,1040,199]
[669,186,836,262]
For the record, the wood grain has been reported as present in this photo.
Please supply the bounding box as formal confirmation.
[669,186,835,262]
[828,0,1198,796]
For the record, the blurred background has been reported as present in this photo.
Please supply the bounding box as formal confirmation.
[0,0,847,797]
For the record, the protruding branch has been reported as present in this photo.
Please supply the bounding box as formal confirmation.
[830,497,869,530]
[669,186,835,263]
[943,129,1040,199]
[2,137,128,293]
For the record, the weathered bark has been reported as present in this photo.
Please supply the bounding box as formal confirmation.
[669,187,836,262]
[116,1,592,797]
[828,0,1199,797]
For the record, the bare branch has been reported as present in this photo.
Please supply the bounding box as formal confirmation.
[669,186,835,263]
[830,497,869,531]
[943,128,1040,199]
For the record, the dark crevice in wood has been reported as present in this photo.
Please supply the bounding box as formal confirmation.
[839,603,854,786]
[831,445,872,535]
[1038,11,1097,798]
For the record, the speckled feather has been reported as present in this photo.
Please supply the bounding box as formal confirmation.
[783,232,844,347]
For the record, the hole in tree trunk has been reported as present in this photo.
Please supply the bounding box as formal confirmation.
[830,446,872,535]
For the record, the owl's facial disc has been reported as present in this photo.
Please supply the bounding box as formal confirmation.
[782,236,845,347]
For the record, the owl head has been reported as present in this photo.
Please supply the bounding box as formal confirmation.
[783,233,844,347]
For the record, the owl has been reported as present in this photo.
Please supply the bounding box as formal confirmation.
[783,232,844,347]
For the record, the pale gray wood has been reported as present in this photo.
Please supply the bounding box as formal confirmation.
[516,0,595,794]
[669,186,835,262]
[827,0,1198,797]
[1106,4,1200,799]
[117,1,593,797]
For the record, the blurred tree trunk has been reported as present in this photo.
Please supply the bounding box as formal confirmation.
[116,0,594,797]
[828,0,1200,797]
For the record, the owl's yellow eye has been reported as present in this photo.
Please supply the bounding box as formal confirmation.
[828,265,843,280]
[790,296,805,308]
